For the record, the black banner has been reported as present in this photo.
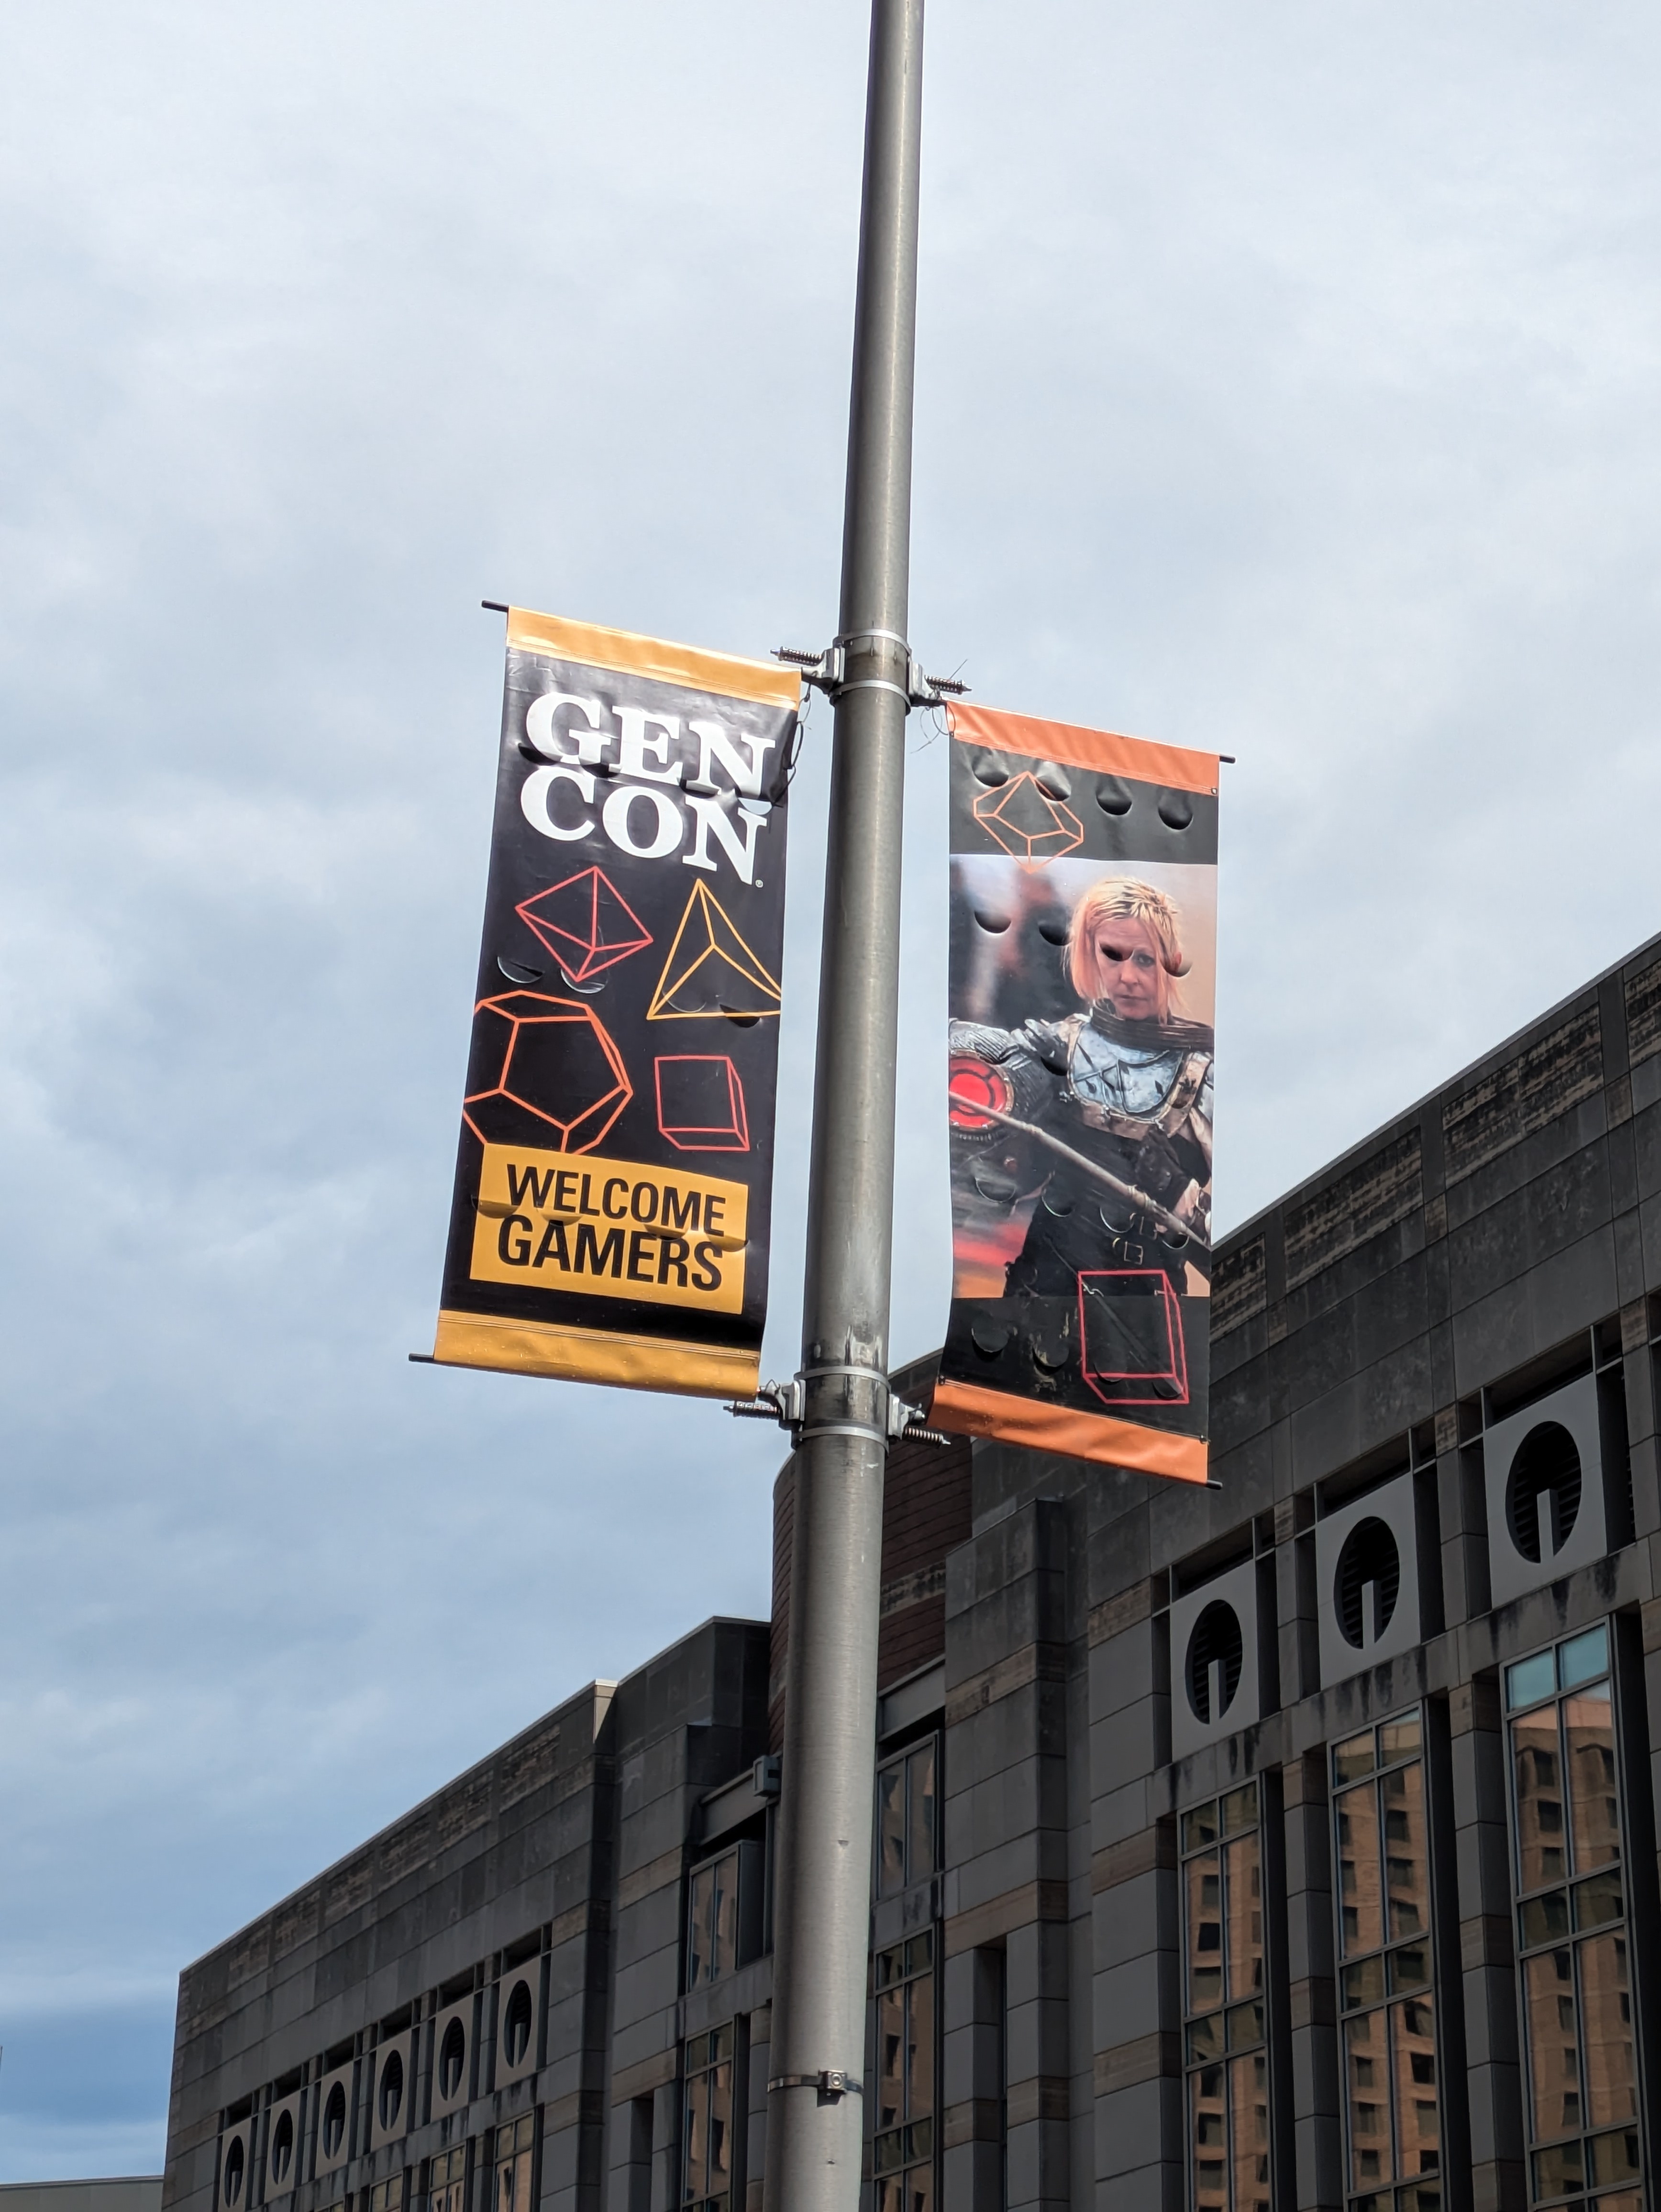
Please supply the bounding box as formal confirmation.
[429,608,799,1399]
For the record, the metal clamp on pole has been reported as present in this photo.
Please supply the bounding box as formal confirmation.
[767,2072,863,2101]
[775,640,967,710]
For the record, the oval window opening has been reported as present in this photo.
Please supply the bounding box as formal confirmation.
[503,1978,534,2068]
[377,2049,403,2133]
[322,2083,347,2160]
[270,2112,293,2189]
[1335,1517,1400,1649]
[1506,1420,1582,1564]
[1186,1600,1243,1724]
[223,2138,245,2208]
[439,2019,467,2101]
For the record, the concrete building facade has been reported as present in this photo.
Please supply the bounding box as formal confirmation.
[164,929,1661,2212]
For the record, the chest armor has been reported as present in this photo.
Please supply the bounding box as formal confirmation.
[1065,1015,1210,1142]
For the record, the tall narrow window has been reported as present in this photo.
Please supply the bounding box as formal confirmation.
[871,1931,936,2212]
[1505,1625,1642,2212]
[686,1850,740,1991]
[1331,1708,1440,2212]
[682,2026,733,2212]
[1182,1781,1269,2212]
[426,2148,466,2212]
[492,2116,535,2212]
[875,1737,939,1901]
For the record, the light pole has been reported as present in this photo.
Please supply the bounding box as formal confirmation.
[763,2,927,2207]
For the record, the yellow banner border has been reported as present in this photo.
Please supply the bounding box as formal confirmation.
[432,1309,758,1400]
[506,607,802,710]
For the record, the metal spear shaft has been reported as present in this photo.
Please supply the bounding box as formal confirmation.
[764,3,925,2208]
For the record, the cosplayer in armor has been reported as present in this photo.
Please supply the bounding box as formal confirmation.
[949,876,1214,1294]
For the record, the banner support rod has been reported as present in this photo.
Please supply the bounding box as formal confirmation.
[763,3,926,2209]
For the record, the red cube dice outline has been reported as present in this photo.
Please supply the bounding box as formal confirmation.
[1075,1268,1189,1405]
[654,1055,750,1152]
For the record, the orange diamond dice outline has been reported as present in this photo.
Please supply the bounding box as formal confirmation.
[972,773,1085,861]
[463,990,632,1154]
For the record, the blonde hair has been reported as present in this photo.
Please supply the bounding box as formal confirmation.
[1067,876,1187,1017]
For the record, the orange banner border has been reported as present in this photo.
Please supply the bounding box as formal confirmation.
[948,700,1218,797]
[930,1377,1209,1485]
[506,606,802,709]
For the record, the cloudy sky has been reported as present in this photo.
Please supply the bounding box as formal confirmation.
[4,0,1661,2176]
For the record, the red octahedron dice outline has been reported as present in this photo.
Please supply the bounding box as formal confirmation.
[1075,1268,1189,1405]
[464,991,632,1154]
[972,773,1085,862]
[653,1056,751,1152]
[515,867,653,984]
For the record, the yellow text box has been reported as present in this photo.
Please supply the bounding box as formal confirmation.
[469,1144,749,1316]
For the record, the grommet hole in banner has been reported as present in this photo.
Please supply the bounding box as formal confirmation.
[1095,778,1133,816]
[1158,790,1194,830]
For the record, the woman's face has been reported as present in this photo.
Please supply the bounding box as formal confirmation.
[1093,911,1164,1018]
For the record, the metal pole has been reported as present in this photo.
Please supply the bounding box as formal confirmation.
[764,3,925,2209]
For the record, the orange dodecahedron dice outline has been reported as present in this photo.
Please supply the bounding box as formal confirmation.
[972,773,1085,861]
[463,990,632,1154]
[515,867,653,985]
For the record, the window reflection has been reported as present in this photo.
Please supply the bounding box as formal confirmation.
[1333,1710,1441,2212]
[1182,1783,1268,2212]
[1505,1623,1642,2211]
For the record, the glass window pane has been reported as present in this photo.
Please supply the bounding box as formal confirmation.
[706,2062,732,2192]
[1564,1687,1620,1874]
[687,1867,713,1990]
[1187,1851,1223,2012]
[1380,1712,1423,1765]
[1224,1833,1264,2001]
[1573,1871,1623,1932]
[1391,1998,1440,2178]
[1589,2127,1642,2186]
[1343,1958,1386,2011]
[1188,2015,1223,2065]
[684,2068,709,2201]
[903,2163,935,2212]
[1221,1782,1259,1834]
[1337,1783,1384,1958]
[1531,2142,1584,2201]
[1345,2010,1391,2191]
[907,1971,935,2123]
[1184,1802,1219,1853]
[1229,2051,1270,2212]
[1579,1932,1637,2128]
[1507,1651,1558,1711]
[908,1741,938,1881]
[1384,1763,1431,1941]
[1524,1948,1582,2142]
[876,1764,906,1900]
[1513,1709,1568,1892]
[1387,1944,1431,1995]
[1559,1626,1609,1691]
[1226,2001,1265,2053]
[877,2178,904,2212]
[711,1853,737,1980]
[877,1984,905,2134]
[1189,2064,1228,2212]
[1336,1732,1375,1785]
[1521,1892,1571,1949]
